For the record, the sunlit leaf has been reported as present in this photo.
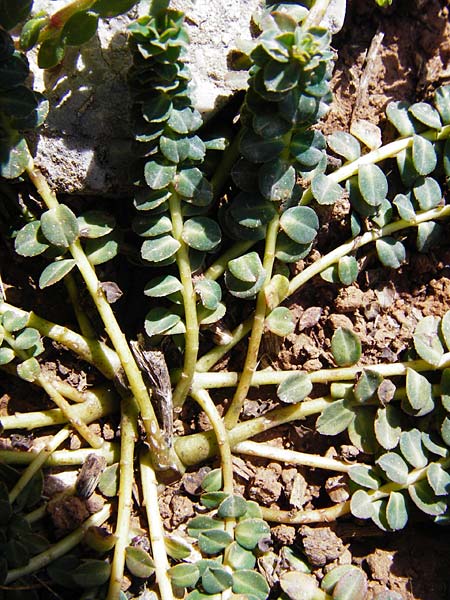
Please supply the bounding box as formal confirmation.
[331,327,361,366]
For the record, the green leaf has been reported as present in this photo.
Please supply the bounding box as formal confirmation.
[14,221,49,257]
[133,214,172,238]
[141,235,180,263]
[187,516,223,539]
[234,518,270,550]
[195,279,221,310]
[258,159,296,202]
[38,38,66,69]
[406,367,434,416]
[20,16,48,50]
[144,307,184,337]
[39,259,76,289]
[393,193,416,221]
[277,373,312,404]
[350,489,373,519]
[198,529,232,555]
[441,311,450,351]
[226,542,256,571]
[338,256,358,285]
[201,469,222,493]
[416,221,442,253]
[98,463,119,496]
[316,399,355,435]
[386,101,416,136]
[421,432,447,458]
[327,131,360,161]
[144,160,176,190]
[62,11,99,45]
[386,491,408,531]
[348,407,378,454]
[434,84,450,124]
[311,173,343,205]
[358,164,388,206]
[175,168,212,205]
[17,357,40,382]
[374,406,402,450]
[265,306,294,337]
[182,217,221,251]
[2,310,28,332]
[0,136,32,179]
[217,495,248,518]
[413,315,444,366]
[134,188,170,211]
[427,462,450,496]
[280,572,319,600]
[202,566,233,594]
[144,275,182,298]
[441,416,450,446]
[376,237,405,269]
[396,147,419,188]
[78,211,115,238]
[264,59,301,93]
[409,102,442,129]
[413,176,442,210]
[85,232,119,265]
[399,429,428,469]
[142,94,172,124]
[228,252,264,283]
[168,563,200,589]
[40,205,79,248]
[0,347,15,365]
[279,206,319,244]
[15,327,40,350]
[290,130,326,167]
[331,327,361,366]
[125,546,155,578]
[408,479,446,516]
[354,370,383,403]
[232,570,269,600]
[348,465,381,490]
[72,559,111,587]
[412,134,437,176]
[167,107,202,135]
[376,452,409,485]
[240,129,284,163]
[332,567,368,600]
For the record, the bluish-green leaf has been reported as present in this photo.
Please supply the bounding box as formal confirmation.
[280,206,319,245]
[217,495,248,518]
[182,217,221,251]
[400,429,428,469]
[234,519,270,550]
[413,315,444,366]
[277,372,312,404]
[376,237,405,269]
[350,489,373,519]
[258,159,296,202]
[195,279,221,310]
[409,102,442,129]
[125,546,155,579]
[434,84,450,124]
[141,235,180,263]
[228,251,264,283]
[413,176,442,210]
[265,307,294,337]
[240,129,284,163]
[386,491,408,531]
[358,163,388,206]
[144,161,176,189]
[406,367,434,416]
[145,308,184,337]
[386,101,416,136]
[198,529,232,555]
[327,131,361,161]
[39,259,76,289]
[427,462,450,496]
[168,563,200,589]
[78,211,115,239]
[14,221,49,257]
[412,134,437,176]
[40,205,79,248]
[338,256,358,285]
[290,130,326,167]
[374,406,402,450]
[316,399,355,435]
[408,479,446,516]
[393,193,416,221]
[311,173,343,205]
[226,542,256,571]
[348,465,381,490]
[85,233,119,265]
[416,221,442,253]
[232,570,269,600]
[331,327,361,366]
[202,566,232,594]
[376,453,409,485]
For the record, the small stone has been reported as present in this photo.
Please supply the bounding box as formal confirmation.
[325,475,350,503]
[248,467,282,505]
[300,526,346,567]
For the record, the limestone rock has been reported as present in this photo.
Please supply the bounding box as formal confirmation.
[28,0,263,195]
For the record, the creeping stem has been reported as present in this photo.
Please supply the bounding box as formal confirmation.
[169,192,200,409]
[224,215,280,429]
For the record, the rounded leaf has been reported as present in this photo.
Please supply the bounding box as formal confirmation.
[145,308,184,337]
[327,131,360,161]
[15,221,49,257]
[182,217,221,251]
[125,546,155,578]
[62,11,98,46]
[40,205,79,248]
[144,160,176,190]
[144,274,182,297]
[141,235,180,263]
[376,237,405,269]
[413,315,444,366]
[412,134,437,176]
[232,570,269,600]
[386,491,408,531]
[280,206,319,245]
[195,279,222,310]
[358,163,388,206]
[226,542,256,571]
[168,563,200,588]
[333,566,368,600]
[374,406,402,450]
[413,176,442,210]
[350,489,373,519]
[277,373,312,404]
[311,173,343,205]
[376,452,409,485]
[338,256,358,285]
[201,469,222,492]
[217,495,248,518]
[408,479,446,516]
[316,399,355,435]
[427,462,450,496]
[72,559,111,587]
[348,465,381,490]
[202,566,233,594]
[85,233,119,265]
[409,102,442,129]
[17,357,40,382]
[198,529,232,555]
[265,306,294,337]
[78,210,115,238]
[331,327,361,366]
[258,159,296,202]
[187,516,223,539]
[234,518,270,550]
[280,572,319,600]
[228,252,264,283]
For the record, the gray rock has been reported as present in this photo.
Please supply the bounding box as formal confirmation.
[28,0,263,195]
